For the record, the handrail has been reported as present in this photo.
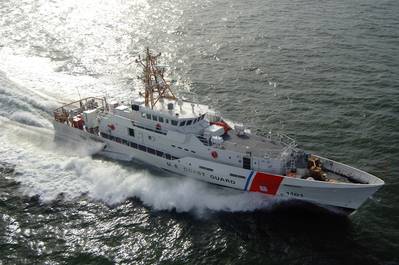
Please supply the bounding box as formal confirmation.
[53,97,107,112]
[260,131,297,148]
[194,130,296,158]
[53,97,107,124]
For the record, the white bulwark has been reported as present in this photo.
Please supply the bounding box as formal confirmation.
[52,49,384,213]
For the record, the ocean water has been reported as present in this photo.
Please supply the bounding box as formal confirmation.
[0,0,398,264]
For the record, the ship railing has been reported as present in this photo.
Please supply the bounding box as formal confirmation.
[263,148,290,159]
[53,97,107,123]
[221,140,289,159]
[194,131,296,158]
[259,131,297,148]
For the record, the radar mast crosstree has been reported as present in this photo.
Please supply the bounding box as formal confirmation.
[136,48,176,109]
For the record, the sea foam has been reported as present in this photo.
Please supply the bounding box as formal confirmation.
[0,118,272,214]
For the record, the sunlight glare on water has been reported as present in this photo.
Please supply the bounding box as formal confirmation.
[0,0,398,264]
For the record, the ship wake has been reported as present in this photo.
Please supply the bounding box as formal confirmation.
[0,52,275,215]
[0,117,273,214]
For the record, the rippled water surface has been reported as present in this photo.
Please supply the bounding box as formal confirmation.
[1,0,398,264]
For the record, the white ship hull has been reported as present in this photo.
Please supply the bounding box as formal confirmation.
[54,121,383,212]
[51,50,384,214]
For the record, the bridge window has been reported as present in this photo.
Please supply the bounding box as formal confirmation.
[179,120,186,126]
[152,115,157,121]
[159,116,164,123]
[186,120,192,126]
[146,113,151,119]
[128,128,135,137]
[171,120,178,126]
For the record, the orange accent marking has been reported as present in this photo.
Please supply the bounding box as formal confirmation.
[249,172,283,195]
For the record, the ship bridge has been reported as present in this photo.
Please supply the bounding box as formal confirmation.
[109,95,209,135]
[123,48,212,134]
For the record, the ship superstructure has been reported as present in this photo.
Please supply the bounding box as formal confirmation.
[53,48,384,213]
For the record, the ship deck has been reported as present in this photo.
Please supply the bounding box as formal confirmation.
[220,131,293,158]
[324,171,353,183]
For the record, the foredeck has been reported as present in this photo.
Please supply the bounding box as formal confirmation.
[219,131,296,158]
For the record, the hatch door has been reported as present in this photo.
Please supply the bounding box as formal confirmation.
[243,157,251,170]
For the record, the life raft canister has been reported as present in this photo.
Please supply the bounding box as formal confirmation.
[211,151,218,159]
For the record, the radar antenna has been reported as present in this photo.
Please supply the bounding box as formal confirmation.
[136,48,176,108]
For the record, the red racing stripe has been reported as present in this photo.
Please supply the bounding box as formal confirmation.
[249,172,284,195]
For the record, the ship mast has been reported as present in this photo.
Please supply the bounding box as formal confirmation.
[136,48,176,109]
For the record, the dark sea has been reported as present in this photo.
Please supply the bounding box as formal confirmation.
[0,0,398,264]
